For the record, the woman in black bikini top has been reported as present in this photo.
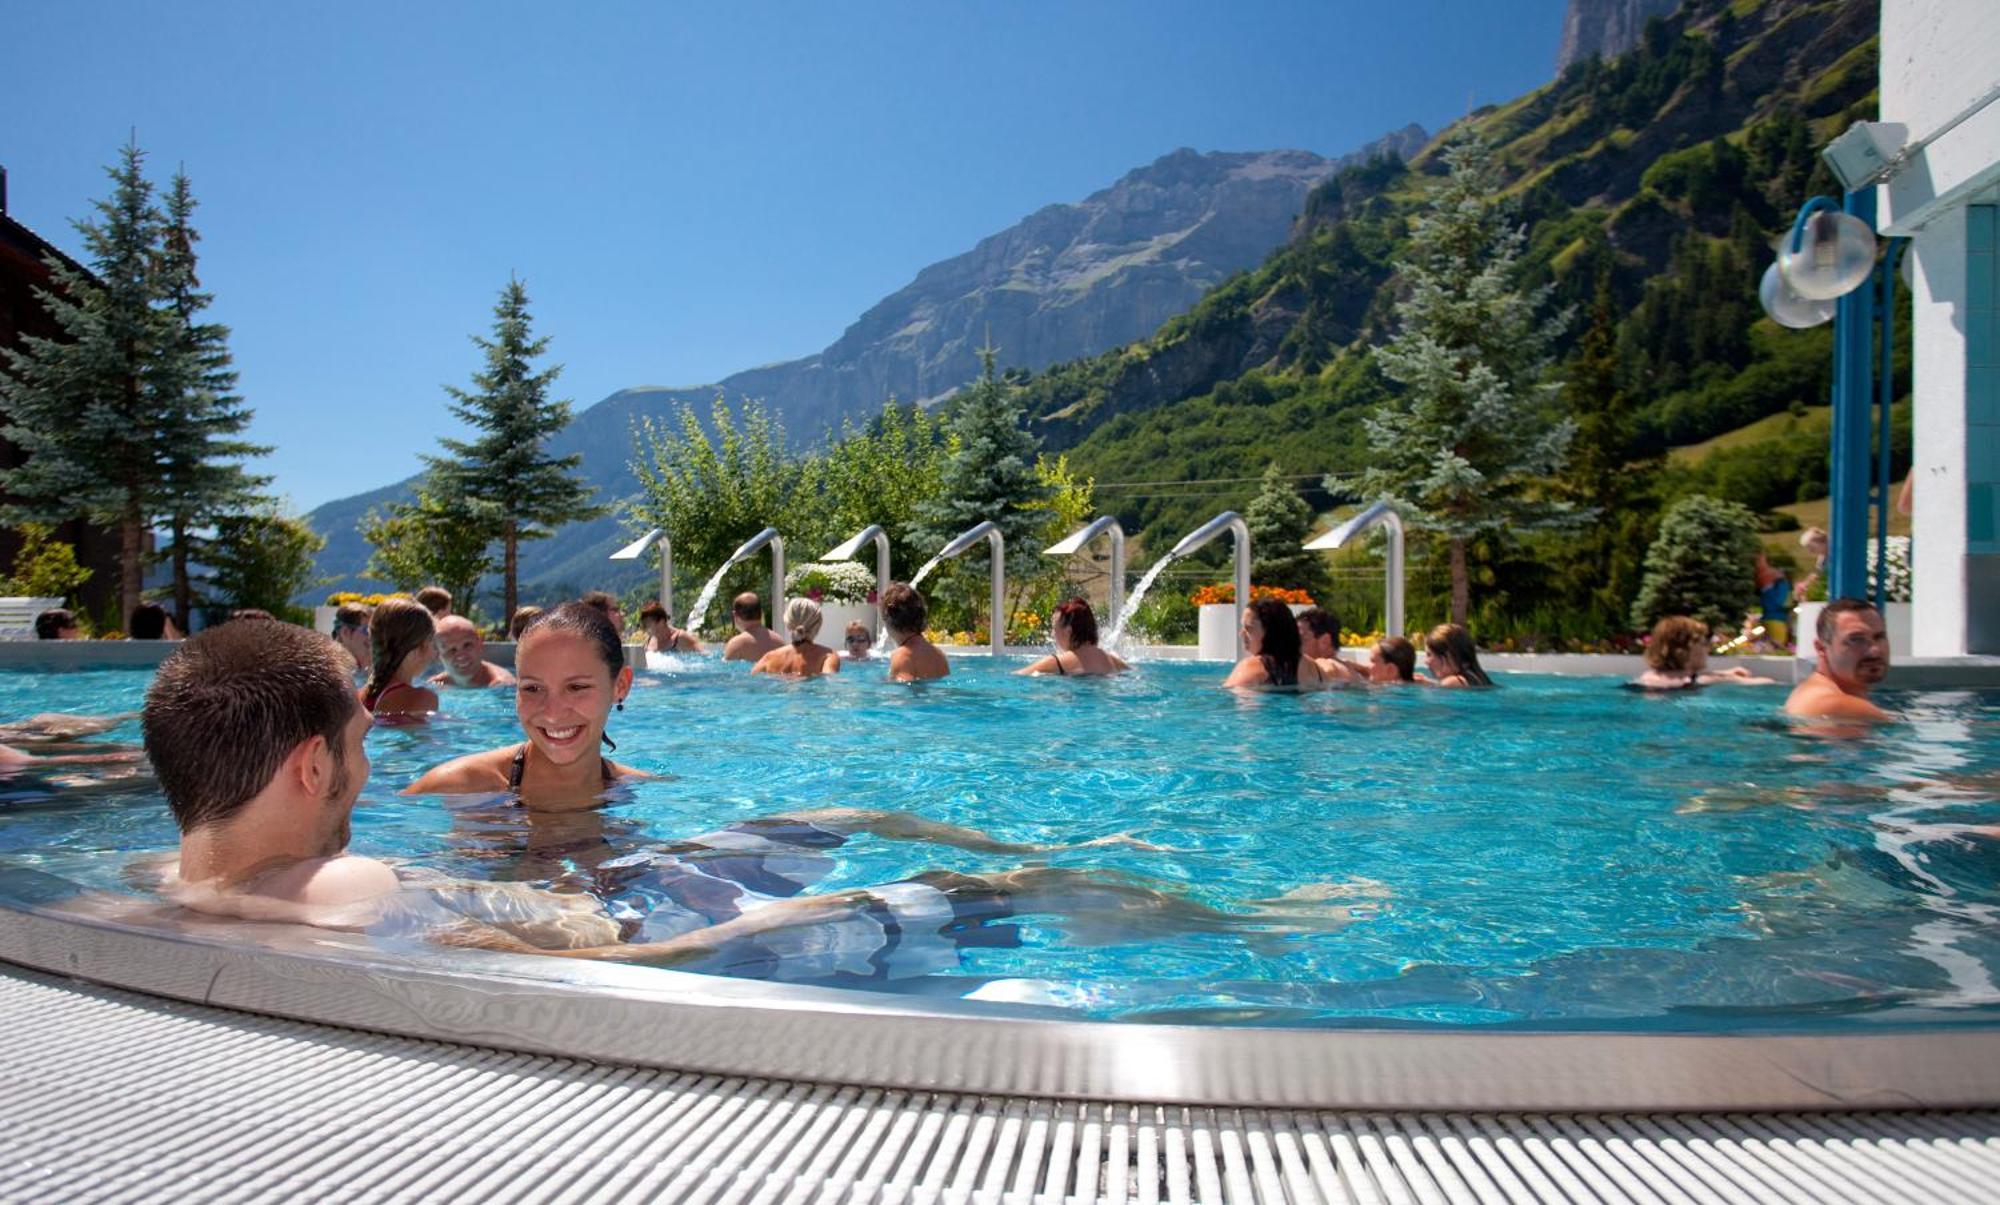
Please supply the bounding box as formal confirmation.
[405,601,644,809]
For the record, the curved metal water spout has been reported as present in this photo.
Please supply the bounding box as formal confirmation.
[822,525,892,602]
[1304,500,1405,637]
[1171,511,1251,659]
[610,528,673,620]
[1044,516,1126,625]
[936,520,1006,656]
[726,527,786,621]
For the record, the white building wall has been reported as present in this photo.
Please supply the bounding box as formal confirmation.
[1879,0,2000,656]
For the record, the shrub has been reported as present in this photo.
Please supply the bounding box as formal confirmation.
[784,561,876,604]
[1,524,92,600]
[1630,494,1761,630]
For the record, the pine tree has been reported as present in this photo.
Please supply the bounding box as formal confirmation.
[1245,463,1329,598]
[426,279,605,619]
[0,139,173,623]
[1359,133,1580,624]
[153,169,270,627]
[916,347,1051,582]
[1630,494,1760,630]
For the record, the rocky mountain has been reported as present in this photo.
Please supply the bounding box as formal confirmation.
[305,127,1429,601]
[1555,0,1684,72]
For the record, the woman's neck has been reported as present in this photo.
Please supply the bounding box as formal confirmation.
[519,741,606,805]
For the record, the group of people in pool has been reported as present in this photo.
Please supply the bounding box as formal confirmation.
[57,575,1889,978]
[142,604,1359,974]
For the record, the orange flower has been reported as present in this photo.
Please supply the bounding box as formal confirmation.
[1187,584,1316,607]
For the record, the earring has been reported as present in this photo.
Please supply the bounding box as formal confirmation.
[616,700,624,712]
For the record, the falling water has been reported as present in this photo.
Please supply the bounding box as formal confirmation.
[1105,554,1179,651]
[681,561,737,633]
[909,553,947,589]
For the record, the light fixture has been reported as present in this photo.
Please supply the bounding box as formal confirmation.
[1776,201,1878,301]
[1759,261,1835,329]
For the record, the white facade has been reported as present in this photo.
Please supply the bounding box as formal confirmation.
[1878,0,2000,656]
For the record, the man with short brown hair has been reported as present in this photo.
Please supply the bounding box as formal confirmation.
[722,592,784,663]
[145,620,392,919]
[1785,597,1892,722]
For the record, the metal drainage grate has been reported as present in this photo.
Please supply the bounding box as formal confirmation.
[4,963,1999,1203]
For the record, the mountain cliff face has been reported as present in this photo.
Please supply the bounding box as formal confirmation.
[303,127,1427,600]
[1555,0,1683,71]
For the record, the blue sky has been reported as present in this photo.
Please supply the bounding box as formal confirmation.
[3,2,1565,512]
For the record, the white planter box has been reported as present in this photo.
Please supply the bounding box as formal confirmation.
[1197,603,1239,662]
[313,605,338,635]
[1794,600,1911,661]
[815,602,878,642]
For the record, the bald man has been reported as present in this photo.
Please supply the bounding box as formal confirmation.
[429,614,516,689]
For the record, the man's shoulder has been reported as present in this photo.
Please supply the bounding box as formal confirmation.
[482,661,516,685]
[1784,673,1887,719]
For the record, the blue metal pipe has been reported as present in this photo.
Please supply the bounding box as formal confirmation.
[1828,188,1877,601]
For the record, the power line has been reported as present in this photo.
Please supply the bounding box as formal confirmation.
[1094,471,1359,489]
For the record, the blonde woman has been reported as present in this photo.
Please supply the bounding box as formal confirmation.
[752,597,842,677]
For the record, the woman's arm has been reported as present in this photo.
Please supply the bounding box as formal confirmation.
[1221,657,1268,688]
[403,748,511,795]
[1016,655,1059,676]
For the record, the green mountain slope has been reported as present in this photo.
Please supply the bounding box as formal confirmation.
[1020,0,1879,553]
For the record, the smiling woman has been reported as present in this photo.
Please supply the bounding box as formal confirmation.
[403,602,648,809]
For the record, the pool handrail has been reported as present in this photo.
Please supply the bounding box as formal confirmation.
[1170,511,1250,660]
[1044,517,1126,626]
[1303,501,1405,637]
[726,527,786,621]
[937,520,1006,655]
[822,525,892,606]
[610,528,674,621]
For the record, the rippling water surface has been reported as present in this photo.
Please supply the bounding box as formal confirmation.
[3,657,1998,1028]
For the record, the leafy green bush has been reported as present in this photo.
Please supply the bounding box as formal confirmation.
[1,524,92,600]
[1127,588,1196,644]
[1630,494,1761,630]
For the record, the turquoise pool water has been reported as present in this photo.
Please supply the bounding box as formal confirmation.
[2,657,1998,1029]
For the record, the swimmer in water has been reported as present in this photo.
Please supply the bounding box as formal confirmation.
[752,596,842,677]
[881,582,949,682]
[428,614,516,689]
[1222,599,1330,690]
[1629,616,1777,691]
[1365,636,1421,684]
[1422,623,1493,688]
[361,597,441,720]
[407,601,649,809]
[1018,597,1128,677]
[639,599,704,655]
[722,592,786,664]
[1785,598,1892,724]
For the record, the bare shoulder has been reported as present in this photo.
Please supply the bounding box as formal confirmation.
[1785,677,1889,720]
[485,663,517,686]
[1018,654,1059,676]
[1222,657,1267,688]
[405,746,515,795]
[822,651,842,674]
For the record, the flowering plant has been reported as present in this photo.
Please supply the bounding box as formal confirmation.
[784,561,876,604]
[1868,536,1912,604]
[325,591,399,607]
[1187,584,1316,608]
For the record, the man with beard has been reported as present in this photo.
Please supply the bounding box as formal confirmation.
[1785,598,1892,722]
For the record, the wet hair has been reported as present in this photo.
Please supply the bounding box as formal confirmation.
[880,582,927,637]
[509,605,543,640]
[1247,599,1302,677]
[1425,623,1492,686]
[415,586,452,617]
[638,600,669,625]
[582,590,620,616]
[1054,597,1099,646]
[229,608,275,623]
[34,608,76,640]
[783,596,824,643]
[730,592,763,623]
[334,602,372,631]
[366,597,437,701]
[128,602,170,640]
[521,600,624,675]
[1295,607,1340,645]
[1374,635,1417,681]
[1645,616,1709,672]
[144,620,358,833]
[1817,597,1882,645]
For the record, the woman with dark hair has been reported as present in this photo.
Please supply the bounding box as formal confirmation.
[1423,623,1493,688]
[1222,599,1331,690]
[407,601,647,809]
[1019,597,1129,677]
[1367,635,1420,684]
[881,582,949,682]
[362,597,441,719]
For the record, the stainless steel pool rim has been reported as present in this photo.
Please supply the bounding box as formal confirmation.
[7,894,2000,1112]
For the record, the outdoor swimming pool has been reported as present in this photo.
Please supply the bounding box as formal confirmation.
[2,657,1997,1031]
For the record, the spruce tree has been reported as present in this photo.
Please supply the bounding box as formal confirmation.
[426,279,605,619]
[916,347,1050,583]
[1630,494,1760,631]
[1245,463,1329,599]
[0,140,172,623]
[153,169,270,627]
[1359,133,1580,624]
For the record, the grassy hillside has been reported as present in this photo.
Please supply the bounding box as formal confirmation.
[1016,0,1882,575]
